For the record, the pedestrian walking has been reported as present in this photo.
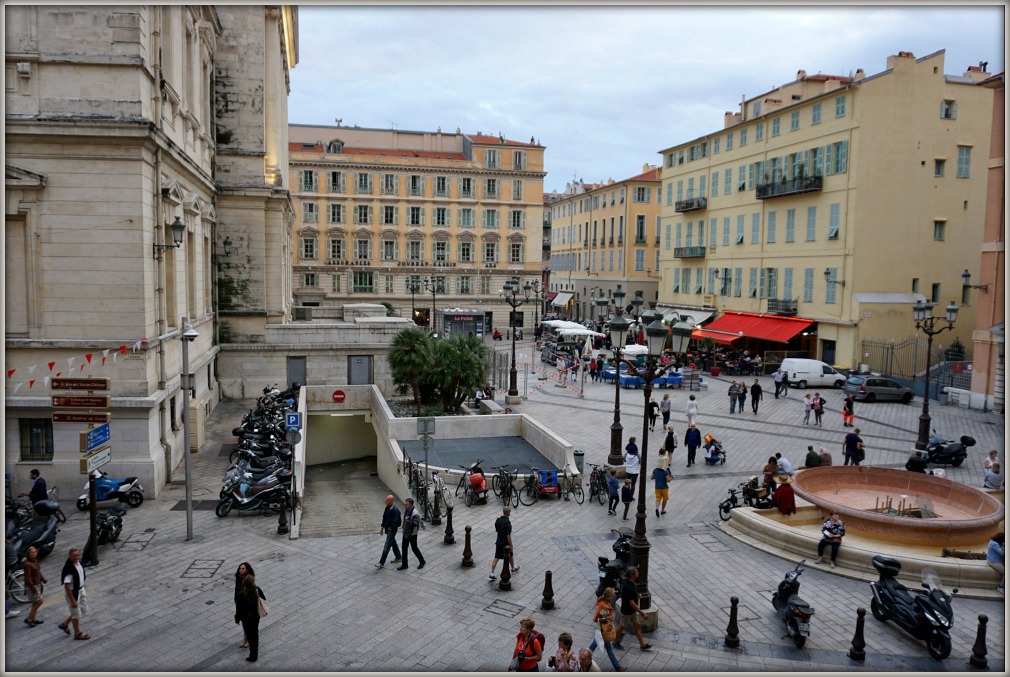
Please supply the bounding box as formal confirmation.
[659,393,672,428]
[812,392,825,426]
[620,479,634,521]
[647,397,659,432]
[397,497,425,571]
[987,532,1004,594]
[490,506,518,579]
[802,394,812,425]
[736,382,747,414]
[842,428,864,466]
[58,547,89,640]
[685,394,698,427]
[652,463,672,517]
[589,358,599,383]
[557,356,566,381]
[375,495,402,568]
[19,468,48,506]
[614,566,652,651]
[781,370,790,396]
[235,574,265,662]
[549,632,578,671]
[623,437,640,491]
[683,423,702,467]
[662,426,677,459]
[815,512,845,569]
[772,370,783,398]
[728,381,739,414]
[510,618,544,672]
[588,587,623,671]
[233,562,255,647]
[606,469,620,516]
[750,379,763,414]
[842,394,855,427]
[23,546,46,626]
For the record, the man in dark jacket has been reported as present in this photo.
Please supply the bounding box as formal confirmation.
[397,498,425,571]
[683,424,702,467]
[20,469,47,506]
[376,495,402,568]
[750,379,763,414]
[489,507,518,579]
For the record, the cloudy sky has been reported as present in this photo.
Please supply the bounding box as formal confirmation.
[288,3,1005,194]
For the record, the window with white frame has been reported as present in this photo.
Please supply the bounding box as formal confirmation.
[352,271,374,293]
[619,188,625,204]
[956,146,972,178]
[485,178,499,199]
[510,210,525,229]
[934,159,946,177]
[783,268,793,299]
[382,240,397,260]
[382,174,397,195]
[835,96,846,117]
[512,179,523,200]
[933,220,945,241]
[385,275,394,294]
[434,176,448,197]
[484,208,499,228]
[633,187,650,203]
[480,277,491,295]
[459,276,472,294]
[354,238,371,260]
[940,99,958,120]
[328,238,344,260]
[635,215,646,243]
[459,207,474,227]
[303,202,318,223]
[434,207,448,227]
[353,205,370,224]
[805,206,817,241]
[735,215,745,244]
[327,203,344,224]
[302,272,317,288]
[409,175,424,196]
[484,149,500,169]
[751,213,760,244]
[483,242,497,262]
[331,273,341,292]
[513,150,527,169]
[381,205,397,225]
[301,236,317,259]
[766,267,778,299]
[407,240,422,261]
[803,268,814,302]
[509,242,524,264]
[299,170,317,192]
[356,172,372,194]
[458,241,473,262]
[326,171,344,193]
[825,268,838,304]
[459,177,474,198]
[785,208,796,242]
[827,203,840,240]
[409,206,424,226]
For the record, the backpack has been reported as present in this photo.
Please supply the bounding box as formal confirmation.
[530,630,546,658]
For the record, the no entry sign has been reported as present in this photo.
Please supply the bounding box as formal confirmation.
[332,390,345,403]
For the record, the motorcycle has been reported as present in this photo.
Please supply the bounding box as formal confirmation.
[925,430,975,467]
[221,462,292,499]
[215,481,290,518]
[869,555,955,660]
[772,560,815,647]
[5,498,61,564]
[77,469,144,511]
[718,477,774,520]
[96,501,127,545]
[595,527,633,596]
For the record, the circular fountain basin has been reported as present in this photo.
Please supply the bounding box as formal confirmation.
[792,466,1004,546]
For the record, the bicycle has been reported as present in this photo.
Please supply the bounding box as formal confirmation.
[587,463,609,505]
[490,465,508,498]
[559,463,584,504]
[499,467,520,508]
[430,470,453,511]
[454,458,484,498]
[6,567,28,604]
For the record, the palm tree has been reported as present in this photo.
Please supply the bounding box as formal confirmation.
[427,335,489,413]
[389,327,433,416]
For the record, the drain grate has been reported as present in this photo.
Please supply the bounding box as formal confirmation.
[117,532,155,552]
[484,599,526,618]
[182,559,225,578]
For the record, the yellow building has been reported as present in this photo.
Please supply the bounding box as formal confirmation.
[286,125,546,335]
[546,166,663,322]
[657,50,995,369]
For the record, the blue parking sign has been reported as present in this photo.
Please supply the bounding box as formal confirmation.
[285,412,302,431]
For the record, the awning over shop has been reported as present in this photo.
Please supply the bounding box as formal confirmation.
[657,306,713,327]
[551,292,574,307]
[691,311,813,344]
[543,291,559,302]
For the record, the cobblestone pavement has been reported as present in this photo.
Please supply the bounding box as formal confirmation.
[4,355,1005,673]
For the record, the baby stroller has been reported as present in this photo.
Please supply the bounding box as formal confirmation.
[703,435,727,465]
[466,463,489,506]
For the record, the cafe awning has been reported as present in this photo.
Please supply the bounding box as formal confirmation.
[543,291,558,302]
[657,305,712,327]
[551,292,574,307]
[691,311,813,344]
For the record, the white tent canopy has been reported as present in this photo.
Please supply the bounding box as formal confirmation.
[542,319,606,338]
[616,344,648,356]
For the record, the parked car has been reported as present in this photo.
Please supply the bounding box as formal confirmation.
[780,358,846,389]
[843,375,914,403]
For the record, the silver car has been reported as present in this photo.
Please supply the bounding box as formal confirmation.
[843,375,914,403]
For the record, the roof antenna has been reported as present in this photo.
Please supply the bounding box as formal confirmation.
[335,118,342,126]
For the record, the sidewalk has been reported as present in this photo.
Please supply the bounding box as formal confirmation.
[4,373,1004,672]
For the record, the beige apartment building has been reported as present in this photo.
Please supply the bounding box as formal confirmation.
[5,5,298,496]
[286,126,547,336]
[657,50,995,369]
[546,167,663,323]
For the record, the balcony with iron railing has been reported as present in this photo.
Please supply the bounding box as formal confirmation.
[674,196,708,213]
[767,298,798,315]
[756,175,823,200]
[673,246,706,259]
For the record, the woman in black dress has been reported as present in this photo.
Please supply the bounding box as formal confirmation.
[235,574,266,662]
[233,562,255,648]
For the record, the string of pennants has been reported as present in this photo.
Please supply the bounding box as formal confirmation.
[5,337,148,394]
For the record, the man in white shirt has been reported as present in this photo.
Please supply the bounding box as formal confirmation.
[59,547,90,639]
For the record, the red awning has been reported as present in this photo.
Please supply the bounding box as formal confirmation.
[692,311,813,344]
[543,291,559,302]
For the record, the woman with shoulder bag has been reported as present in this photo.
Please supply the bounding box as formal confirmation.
[233,562,255,648]
[587,588,625,671]
[510,617,543,671]
[235,574,266,662]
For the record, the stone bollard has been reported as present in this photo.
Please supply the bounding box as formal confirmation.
[277,494,289,535]
[443,506,455,544]
[724,596,740,648]
[461,526,474,567]
[498,546,513,591]
[431,491,442,526]
[541,570,555,610]
[969,613,988,670]
[847,607,866,662]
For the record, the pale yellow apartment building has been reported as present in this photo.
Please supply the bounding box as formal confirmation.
[657,50,996,370]
[286,126,546,336]
[546,167,663,323]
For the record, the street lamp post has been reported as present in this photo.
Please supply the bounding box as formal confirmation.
[631,292,644,343]
[501,276,530,401]
[180,318,199,541]
[408,278,420,324]
[423,276,443,335]
[608,285,628,466]
[609,311,694,610]
[912,300,959,450]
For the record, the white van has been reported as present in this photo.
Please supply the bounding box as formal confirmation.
[779,358,846,389]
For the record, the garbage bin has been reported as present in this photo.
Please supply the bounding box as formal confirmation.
[573,449,585,474]
[710,366,721,377]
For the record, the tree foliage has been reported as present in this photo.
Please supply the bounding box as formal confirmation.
[388,327,433,416]
[388,329,489,415]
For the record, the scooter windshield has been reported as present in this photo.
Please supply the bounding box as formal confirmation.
[921,568,947,594]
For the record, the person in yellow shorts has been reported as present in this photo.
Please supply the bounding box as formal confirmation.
[651,462,673,517]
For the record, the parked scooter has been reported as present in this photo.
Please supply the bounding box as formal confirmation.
[595,527,633,596]
[215,481,290,518]
[772,560,815,647]
[96,501,128,545]
[5,498,61,563]
[925,430,975,467]
[77,469,144,511]
[869,555,956,660]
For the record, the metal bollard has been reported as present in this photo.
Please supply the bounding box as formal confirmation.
[847,607,866,662]
[541,570,555,610]
[461,525,474,567]
[443,506,455,544]
[724,596,740,648]
[431,490,442,526]
[969,613,988,670]
[498,545,513,591]
[277,494,289,535]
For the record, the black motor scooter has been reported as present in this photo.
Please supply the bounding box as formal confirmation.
[869,555,956,660]
[6,499,61,561]
[925,430,975,467]
[215,481,290,518]
[772,560,815,647]
[595,528,632,596]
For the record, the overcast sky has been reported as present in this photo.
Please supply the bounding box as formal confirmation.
[288,3,1005,194]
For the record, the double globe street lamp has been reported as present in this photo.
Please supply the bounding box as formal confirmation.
[912,300,959,450]
[501,276,531,401]
[607,303,694,610]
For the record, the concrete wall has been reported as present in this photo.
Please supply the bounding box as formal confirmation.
[305,413,376,465]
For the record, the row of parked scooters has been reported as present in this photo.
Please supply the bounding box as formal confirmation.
[216,383,299,518]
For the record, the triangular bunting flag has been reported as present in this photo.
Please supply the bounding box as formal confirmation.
[13,383,23,394]
[48,361,56,372]
[43,376,50,387]
[29,379,35,389]
[67,357,75,368]
[27,364,37,374]
[85,354,93,364]
[6,369,14,379]
[80,364,85,371]
[55,372,61,377]
[101,357,107,366]
[102,349,110,358]
[119,345,127,355]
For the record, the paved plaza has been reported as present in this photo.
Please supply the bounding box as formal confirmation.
[4,340,1006,673]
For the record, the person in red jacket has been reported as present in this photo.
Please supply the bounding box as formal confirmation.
[771,473,796,516]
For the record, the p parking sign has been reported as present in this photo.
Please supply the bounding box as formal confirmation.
[285,412,302,431]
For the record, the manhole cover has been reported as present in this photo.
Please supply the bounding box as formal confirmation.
[484,599,525,618]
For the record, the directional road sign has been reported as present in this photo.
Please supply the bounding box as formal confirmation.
[54,412,112,424]
[52,378,110,391]
[52,395,109,408]
[80,446,111,474]
[80,423,111,453]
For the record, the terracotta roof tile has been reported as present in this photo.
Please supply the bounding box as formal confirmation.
[465,134,540,147]
[626,168,660,182]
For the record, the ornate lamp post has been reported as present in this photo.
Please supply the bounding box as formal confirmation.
[608,285,628,466]
[630,292,644,343]
[912,300,959,450]
[501,276,530,401]
[528,280,543,330]
[423,276,444,335]
[407,278,421,324]
[609,311,694,610]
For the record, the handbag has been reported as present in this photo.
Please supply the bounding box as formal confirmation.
[599,615,617,643]
[257,594,269,618]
